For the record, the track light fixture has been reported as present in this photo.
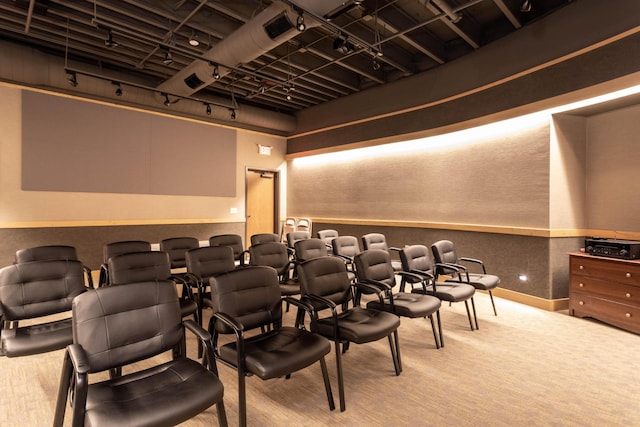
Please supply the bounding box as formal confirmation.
[296,13,306,32]
[163,51,174,65]
[212,64,221,80]
[113,81,123,96]
[372,58,381,71]
[333,36,354,55]
[205,103,211,115]
[230,108,236,120]
[188,32,200,46]
[163,93,171,106]
[104,30,118,48]
[520,0,532,12]
[67,71,78,87]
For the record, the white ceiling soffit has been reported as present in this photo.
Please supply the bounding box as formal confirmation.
[156,0,348,99]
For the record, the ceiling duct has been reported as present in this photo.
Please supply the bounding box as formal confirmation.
[156,0,348,99]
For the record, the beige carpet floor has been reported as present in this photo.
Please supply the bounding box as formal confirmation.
[2,292,639,426]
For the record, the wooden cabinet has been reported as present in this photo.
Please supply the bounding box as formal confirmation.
[569,252,640,334]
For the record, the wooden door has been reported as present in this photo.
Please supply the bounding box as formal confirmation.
[246,169,277,245]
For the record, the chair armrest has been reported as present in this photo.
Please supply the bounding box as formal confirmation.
[82,265,95,288]
[183,318,211,341]
[67,343,90,374]
[212,311,245,335]
[303,293,337,311]
[459,257,487,273]
[389,247,402,253]
[354,280,389,305]
[332,254,354,263]
[436,263,470,283]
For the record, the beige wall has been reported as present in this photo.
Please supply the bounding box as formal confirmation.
[0,85,286,227]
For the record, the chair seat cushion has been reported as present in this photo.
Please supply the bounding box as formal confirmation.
[367,293,441,318]
[449,273,500,290]
[1,318,72,357]
[279,282,300,296]
[85,357,223,427]
[312,307,400,344]
[411,283,476,303]
[218,326,330,380]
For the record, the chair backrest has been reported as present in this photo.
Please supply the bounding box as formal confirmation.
[331,236,360,259]
[209,266,282,334]
[294,238,328,262]
[298,256,353,308]
[160,237,200,269]
[186,246,236,281]
[103,240,152,264]
[209,234,244,262]
[0,259,86,322]
[15,245,79,263]
[108,251,172,285]
[296,217,312,232]
[316,229,339,247]
[249,242,290,272]
[281,217,297,242]
[431,240,458,265]
[400,245,434,273]
[286,231,311,249]
[72,280,182,372]
[354,249,396,288]
[361,233,389,251]
[250,233,279,246]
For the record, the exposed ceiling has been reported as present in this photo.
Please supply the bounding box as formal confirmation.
[0,0,574,121]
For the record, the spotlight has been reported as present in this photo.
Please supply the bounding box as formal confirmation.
[296,13,306,32]
[212,65,221,80]
[163,51,174,65]
[333,36,354,55]
[163,94,171,106]
[520,0,532,12]
[230,108,236,120]
[372,59,381,71]
[188,32,200,47]
[205,103,212,115]
[104,30,118,48]
[113,82,123,96]
[67,72,78,87]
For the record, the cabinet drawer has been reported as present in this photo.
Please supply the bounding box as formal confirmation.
[570,276,640,305]
[570,292,640,333]
[570,256,640,286]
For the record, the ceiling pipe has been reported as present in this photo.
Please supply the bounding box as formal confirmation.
[430,0,462,23]
[156,0,349,99]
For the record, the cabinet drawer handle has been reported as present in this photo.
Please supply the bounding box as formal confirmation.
[579,265,584,270]
[626,272,632,278]
[626,313,632,318]
[579,301,584,305]
[626,293,632,298]
[579,283,584,287]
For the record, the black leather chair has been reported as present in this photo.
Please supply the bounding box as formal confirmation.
[286,230,311,255]
[294,237,329,262]
[355,249,443,349]
[431,240,500,316]
[297,256,402,412]
[0,259,86,357]
[208,265,334,427]
[53,280,228,427]
[98,240,151,287]
[15,244,94,288]
[160,236,200,300]
[108,251,198,331]
[248,242,300,298]
[186,246,237,327]
[400,244,478,334]
[250,232,279,246]
[361,233,403,272]
[316,229,339,254]
[210,234,247,266]
[331,235,360,280]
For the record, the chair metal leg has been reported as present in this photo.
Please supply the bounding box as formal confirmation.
[388,330,402,375]
[53,351,73,427]
[319,357,335,411]
[464,300,474,331]
[436,310,443,348]
[334,341,346,412]
[237,365,247,427]
[428,314,440,349]
[489,290,497,316]
[471,296,479,329]
[216,400,229,427]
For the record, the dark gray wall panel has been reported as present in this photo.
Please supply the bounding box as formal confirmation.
[22,91,236,196]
